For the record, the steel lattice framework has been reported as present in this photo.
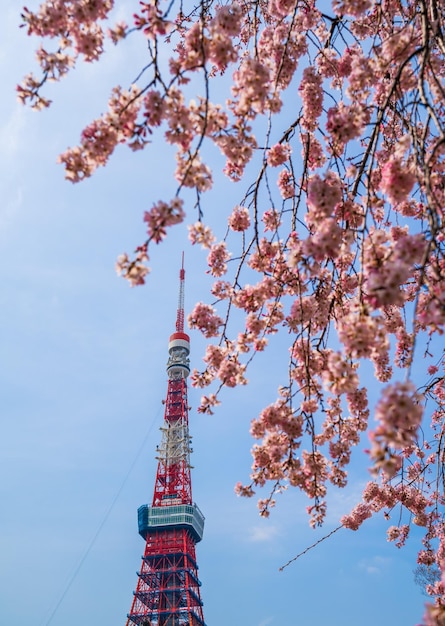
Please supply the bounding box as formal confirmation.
[126,263,206,626]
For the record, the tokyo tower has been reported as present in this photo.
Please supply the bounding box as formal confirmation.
[126,261,207,626]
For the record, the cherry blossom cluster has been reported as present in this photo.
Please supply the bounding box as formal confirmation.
[18,0,116,108]
[58,85,141,181]
[191,342,247,396]
[363,228,426,309]
[266,143,291,168]
[143,198,185,244]
[299,67,323,132]
[187,303,224,339]
[380,157,417,205]
[367,381,424,478]
[115,246,149,286]
[134,2,173,39]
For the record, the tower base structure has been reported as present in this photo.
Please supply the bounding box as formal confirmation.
[126,525,206,626]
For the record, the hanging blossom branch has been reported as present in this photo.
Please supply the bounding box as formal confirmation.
[19,0,445,623]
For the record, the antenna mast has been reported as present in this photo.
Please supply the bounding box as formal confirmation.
[176,252,185,333]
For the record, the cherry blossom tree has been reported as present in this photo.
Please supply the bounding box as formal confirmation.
[18,0,445,622]
[415,563,441,597]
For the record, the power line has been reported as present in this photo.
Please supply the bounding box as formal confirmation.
[40,405,162,626]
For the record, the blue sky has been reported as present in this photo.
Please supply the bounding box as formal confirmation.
[0,2,429,625]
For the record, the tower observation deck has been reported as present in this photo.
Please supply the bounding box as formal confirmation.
[125,263,207,626]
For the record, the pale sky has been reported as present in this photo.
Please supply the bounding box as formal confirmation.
[1,3,428,625]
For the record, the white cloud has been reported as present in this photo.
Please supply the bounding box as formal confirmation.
[249,524,279,542]
[258,618,274,626]
[358,555,391,575]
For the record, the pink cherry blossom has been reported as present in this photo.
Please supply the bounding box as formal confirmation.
[188,302,224,338]
[299,66,323,132]
[188,222,216,249]
[207,242,231,276]
[267,143,291,167]
[143,198,185,243]
[380,157,417,205]
[228,206,251,231]
[369,381,424,477]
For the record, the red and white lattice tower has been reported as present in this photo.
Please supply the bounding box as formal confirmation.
[126,261,206,626]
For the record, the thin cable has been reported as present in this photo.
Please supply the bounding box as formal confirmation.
[40,404,162,626]
[279,525,343,571]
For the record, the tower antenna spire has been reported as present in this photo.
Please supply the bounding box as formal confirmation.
[176,252,185,333]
